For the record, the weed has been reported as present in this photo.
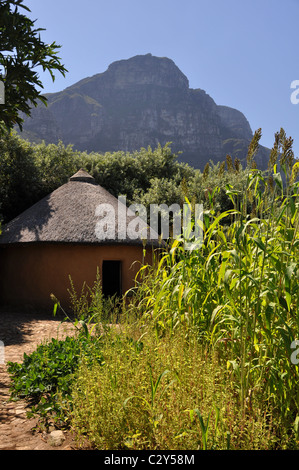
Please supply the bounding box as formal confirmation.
[7,332,104,429]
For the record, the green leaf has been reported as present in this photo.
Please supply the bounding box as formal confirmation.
[254,237,266,251]
[273,172,283,190]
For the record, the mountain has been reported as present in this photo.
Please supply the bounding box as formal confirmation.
[18,54,270,170]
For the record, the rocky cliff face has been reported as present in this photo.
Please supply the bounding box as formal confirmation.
[19,54,269,169]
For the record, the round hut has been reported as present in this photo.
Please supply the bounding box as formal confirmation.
[0,169,160,311]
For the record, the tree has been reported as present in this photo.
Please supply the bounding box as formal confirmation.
[0,0,67,131]
[0,131,40,224]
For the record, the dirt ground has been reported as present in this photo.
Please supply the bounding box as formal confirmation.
[0,310,81,450]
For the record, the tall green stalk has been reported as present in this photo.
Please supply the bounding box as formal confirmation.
[129,128,299,435]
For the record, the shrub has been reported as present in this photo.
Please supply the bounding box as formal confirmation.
[70,325,282,450]
[0,131,40,223]
[7,331,104,429]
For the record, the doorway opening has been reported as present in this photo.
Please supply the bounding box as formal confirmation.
[102,260,122,297]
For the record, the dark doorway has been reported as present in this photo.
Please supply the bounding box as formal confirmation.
[102,260,122,297]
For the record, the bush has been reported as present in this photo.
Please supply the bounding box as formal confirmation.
[0,132,40,223]
[7,331,104,429]
[70,325,282,450]
[0,132,256,225]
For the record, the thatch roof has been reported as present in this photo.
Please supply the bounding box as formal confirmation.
[0,169,161,246]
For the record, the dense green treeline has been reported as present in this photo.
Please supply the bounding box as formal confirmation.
[0,131,253,225]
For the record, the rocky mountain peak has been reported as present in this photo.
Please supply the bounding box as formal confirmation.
[105,54,189,90]
[18,54,269,169]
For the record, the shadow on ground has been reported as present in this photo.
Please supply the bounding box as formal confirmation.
[0,308,66,347]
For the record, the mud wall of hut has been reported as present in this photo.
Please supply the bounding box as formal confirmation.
[0,243,153,311]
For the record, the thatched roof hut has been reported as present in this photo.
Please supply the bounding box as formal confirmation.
[0,170,160,311]
[0,169,155,245]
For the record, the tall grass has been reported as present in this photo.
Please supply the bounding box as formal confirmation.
[126,128,299,438]
[70,324,282,450]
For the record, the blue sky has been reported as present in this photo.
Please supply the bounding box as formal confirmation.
[26,0,299,157]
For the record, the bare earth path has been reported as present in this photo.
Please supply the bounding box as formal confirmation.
[0,311,79,450]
